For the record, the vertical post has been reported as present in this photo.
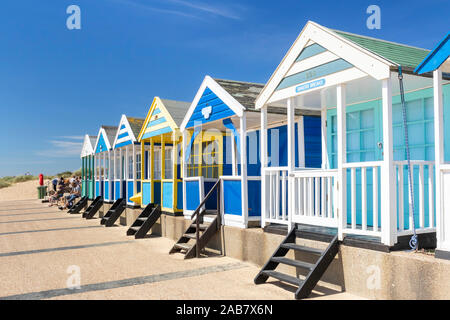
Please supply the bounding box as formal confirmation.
[150,140,154,203]
[132,143,136,203]
[381,77,397,246]
[321,91,329,169]
[182,131,187,213]
[125,146,128,201]
[108,150,112,200]
[141,141,145,207]
[261,106,268,227]
[433,69,445,250]
[337,84,347,241]
[240,113,248,228]
[287,97,295,231]
[120,146,126,197]
[173,130,178,211]
[113,148,116,199]
[161,136,165,209]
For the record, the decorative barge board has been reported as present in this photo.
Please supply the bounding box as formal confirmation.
[111,115,145,207]
[137,97,191,216]
[255,20,447,253]
[180,76,321,229]
[80,134,96,200]
[93,125,117,203]
[415,32,450,260]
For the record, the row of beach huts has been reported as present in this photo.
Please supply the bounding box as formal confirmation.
[74,22,450,299]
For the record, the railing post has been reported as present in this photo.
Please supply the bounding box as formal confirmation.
[336,84,347,241]
[287,98,295,232]
[433,69,447,252]
[196,212,200,258]
[261,107,268,228]
[381,77,397,246]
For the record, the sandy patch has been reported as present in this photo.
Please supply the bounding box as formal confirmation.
[0,180,49,201]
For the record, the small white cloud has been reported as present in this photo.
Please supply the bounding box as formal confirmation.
[36,138,83,158]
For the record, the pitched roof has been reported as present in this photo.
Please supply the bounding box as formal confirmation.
[102,125,117,145]
[214,78,264,110]
[159,99,191,127]
[334,30,430,69]
[415,32,450,74]
[126,117,145,138]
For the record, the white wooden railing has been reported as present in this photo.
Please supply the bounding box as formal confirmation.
[261,160,437,244]
[341,161,382,237]
[395,160,436,236]
[263,167,289,225]
[291,169,339,227]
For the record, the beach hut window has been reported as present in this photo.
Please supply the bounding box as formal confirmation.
[105,157,109,179]
[201,139,219,179]
[188,143,200,177]
[128,155,133,179]
[164,147,173,179]
[121,155,125,180]
[154,148,162,180]
[136,153,142,180]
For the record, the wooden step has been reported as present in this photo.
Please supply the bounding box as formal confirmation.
[129,226,140,231]
[174,243,192,251]
[193,223,209,230]
[281,243,324,255]
[137,217,148,221]
[262,270,304,286]
[271,257,315,270]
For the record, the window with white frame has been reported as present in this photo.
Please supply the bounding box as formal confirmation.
[128,154,133,179]
[154,148,162,180]
[164,147,173,179]
[136,153,141,180]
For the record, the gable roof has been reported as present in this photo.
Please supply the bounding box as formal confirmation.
[213,79,264,110]
[334,30,430,69]
[94,125,117,153]
[255,21,433,109]
[113,115,145,149]
[80,134,96,158]
[180,76,266,131]
[138,97,190,141]
[415,32,450,74]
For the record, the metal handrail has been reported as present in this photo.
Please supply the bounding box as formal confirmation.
[191,179,221,258]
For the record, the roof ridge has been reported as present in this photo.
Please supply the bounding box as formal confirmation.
[213,78,265,86]
[333,29,430,52]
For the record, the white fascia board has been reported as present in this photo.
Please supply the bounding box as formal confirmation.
[255,21,393,109]
[180,75,245,132]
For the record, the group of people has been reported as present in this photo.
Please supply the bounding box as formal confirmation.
[48,176,82,210]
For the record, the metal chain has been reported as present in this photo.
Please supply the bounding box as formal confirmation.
[398,66,418,251]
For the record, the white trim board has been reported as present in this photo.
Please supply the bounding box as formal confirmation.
[180,76,245,131]
[255,21,394,109]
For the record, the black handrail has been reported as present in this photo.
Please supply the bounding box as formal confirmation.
[192,179,221,258]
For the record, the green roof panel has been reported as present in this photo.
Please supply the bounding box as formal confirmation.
[334,30,430,68]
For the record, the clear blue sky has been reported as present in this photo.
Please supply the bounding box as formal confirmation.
[0,0,448,177]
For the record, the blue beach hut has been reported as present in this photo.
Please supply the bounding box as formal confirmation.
[180,76,322,228]
[111,115,145,206]
[93,125,117,202]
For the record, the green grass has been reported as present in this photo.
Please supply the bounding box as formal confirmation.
[0,175,36,189]
[0,180,11,189]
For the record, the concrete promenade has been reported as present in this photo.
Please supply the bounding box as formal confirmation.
[0,199,362,300]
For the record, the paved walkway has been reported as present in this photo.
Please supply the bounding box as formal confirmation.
[0,199,363,300]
